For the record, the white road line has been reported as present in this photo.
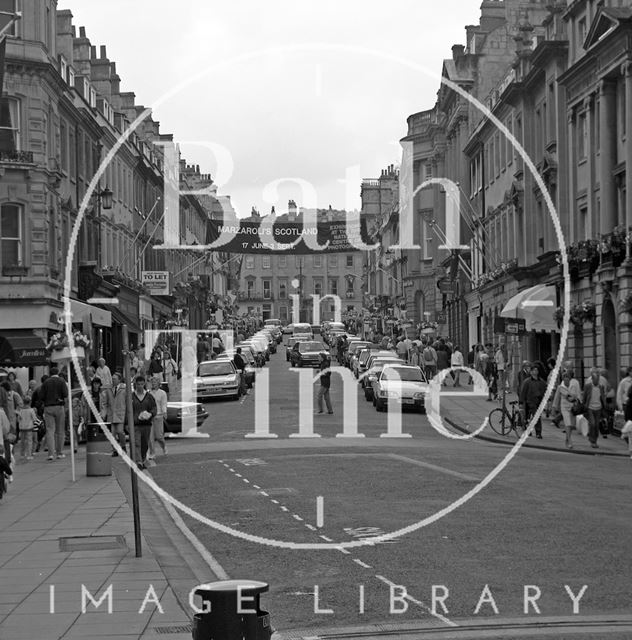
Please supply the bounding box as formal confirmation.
[319,535,333,542]
[387,453,479,482]
[280,506,289,512]
[228,468,234,472]
[316,495,324,528]
[374,574,457,627]
[259,491,269,497]
[242,478,250,483]
[270,499,279,504]
[235,473,242,478]
[305,524,316,531]
[293,515,304,522]
[336,546,351,555]
[253,485,261,489]
[353,559,372,569]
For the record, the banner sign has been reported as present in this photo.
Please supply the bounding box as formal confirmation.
[206,218,370,254]
[494,316,526,335]
[142,271,170,295]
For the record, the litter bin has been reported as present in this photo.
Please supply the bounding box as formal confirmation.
[86,423,112,477]
[192,580,271,640]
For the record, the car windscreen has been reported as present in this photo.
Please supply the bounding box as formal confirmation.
[198,363,235,377]
[381,367,423,382]
[299,342,324,352]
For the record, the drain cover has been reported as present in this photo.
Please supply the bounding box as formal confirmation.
[59,535,127,552]
[153,624,192,634]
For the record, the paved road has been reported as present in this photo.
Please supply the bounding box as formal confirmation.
[152,346,630,635]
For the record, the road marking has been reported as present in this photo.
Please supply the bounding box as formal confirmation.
[305,524,316,531]
[259,491,269,497]
[387,453,479,482]
[242,478,250,484]
[280,506,289,512]
[271,499,279,504]
[235,473,242,478]
[253,485,261,489]
[353,559,372,569]
[293,514,304,522]
[336,546,351,555]
[375,574,457,627]
[316,495,324,528]
[319,535,333,542]
[228,468,234,472]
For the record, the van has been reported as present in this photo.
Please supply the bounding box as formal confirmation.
[292,323,313,337]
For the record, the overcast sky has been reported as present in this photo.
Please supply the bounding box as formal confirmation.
[59,1,483,217]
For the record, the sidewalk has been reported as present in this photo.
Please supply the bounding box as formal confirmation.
[441,389,631,457]
[0,448,204,640]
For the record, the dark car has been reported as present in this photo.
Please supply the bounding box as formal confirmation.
[290,340,327,367]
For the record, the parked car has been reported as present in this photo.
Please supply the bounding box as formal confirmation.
[356,349,395,378]
[217,350,256,387]
[264,324,283,343]
[372,364,428,412]
[165,401,208,434]
[194,360,243,400]
[360,356,402,391]
[363,363,391,401]
[290,340,327,367]
[292,322,313,338]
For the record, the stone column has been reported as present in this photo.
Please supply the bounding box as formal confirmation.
[567,108,576,242]
[599,80,618,234]
[625,62,632,242]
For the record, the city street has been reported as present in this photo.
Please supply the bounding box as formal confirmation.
[149,348,632,633]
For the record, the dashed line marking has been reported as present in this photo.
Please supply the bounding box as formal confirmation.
[336,547,351,555]
[253,485,261,489]
[305,524,316,531]
[319,535,333,542]
[228,468,234,472]
[242,478,250,483]
[293,515,304,522]
[280,506,289,512]
[235,473,242,478]
[353,559,372,569]
[259,491,269,497]
[271,499,279,504]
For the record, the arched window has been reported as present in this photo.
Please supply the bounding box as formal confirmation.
[1,203,23,266]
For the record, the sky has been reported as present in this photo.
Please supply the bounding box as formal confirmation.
[58,1,483,217]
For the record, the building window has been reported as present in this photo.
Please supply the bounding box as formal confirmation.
[329,279,338,296]
[245,255,255,269]
[328,255,338,268]
[60,120,68,172]
[0,0,19,36]
[424,163,433,181]
[280,306,288,322]
[262,255,271,269]
[0,98,20,152]
[263,279,271,299]
[578,112,587,160]
[279,280,287,299]
[314,280,322,296]
[578,17,587,49]
[67,66,75,87]
[278,255,287,268]
[313,255,322,268]
[1,203,23,266]
[346,255,353,268]
[59,56,68,83]
[246,279,255,296]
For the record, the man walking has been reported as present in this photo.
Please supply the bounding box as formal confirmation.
[316,352,333,415]
[131,376,156,469]
[582,367,607,449]
[148,377,167,465]
[519,365,547,439]
[450,345,465,387]
[40,366,68,460]
[233,347,248,395]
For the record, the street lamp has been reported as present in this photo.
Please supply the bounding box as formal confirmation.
[95,185,113,273]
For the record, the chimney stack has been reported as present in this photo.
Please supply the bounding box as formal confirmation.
[100,45,107,59]
[452,44,465,60]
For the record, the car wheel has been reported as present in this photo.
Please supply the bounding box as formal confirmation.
[375,399,385,412]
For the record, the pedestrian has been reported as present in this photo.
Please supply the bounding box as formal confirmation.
[450,345,465,387]
[316,352,333,415]
[467,345,476,384]
[616,366,632,411]
[396,336,408,363]
[95,357,113,390]
[624,383,632,458]
[232,347,248,396]
[581,367,607,449]
[517,360,531,391]
[162,351,178,396]
[24,379,37,403]
[131,376,157,470]
[552,369,581,449]
[137,343,148,375]
[484,344,498,401]
[421,341,438,381]
[6,371,24,398]
[40,366,68,460]
[147,351,164,381]
[495,344,506,396]
[147,377,167,465]
[211,333,223,356]
[519,364,547,438]
[409,343,422,368]
[110,373,127,456]
[17,396,37,461]
[30,375,47,454]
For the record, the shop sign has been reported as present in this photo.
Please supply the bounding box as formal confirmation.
[494,316,526,335]
[142,271,170,295]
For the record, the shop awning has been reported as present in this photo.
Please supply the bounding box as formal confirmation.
[110,308,141,335]
[70,299,112,327]
[500,285,557,332]
[0,331,49,366]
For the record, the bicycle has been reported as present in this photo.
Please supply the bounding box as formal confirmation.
[488,400,524,437]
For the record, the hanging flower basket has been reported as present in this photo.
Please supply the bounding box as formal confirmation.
[50,346,85,363]
[570,301,596,326]
[46,331,91,361]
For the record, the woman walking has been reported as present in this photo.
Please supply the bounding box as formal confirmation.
[553,370,581,449]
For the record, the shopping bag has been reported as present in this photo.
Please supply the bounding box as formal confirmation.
[621,420,632,436]
[576,414,589,437]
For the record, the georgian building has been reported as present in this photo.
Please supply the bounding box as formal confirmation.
[235,202,364,324]
[0,1,226,380]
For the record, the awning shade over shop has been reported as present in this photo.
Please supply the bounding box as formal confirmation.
[0,331,48,366]
[500,285,557,332]
[110,308,141,335]
[69,299,112,327]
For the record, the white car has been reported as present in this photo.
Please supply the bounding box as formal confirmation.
[372,364,429,413]
[194,360,242,401]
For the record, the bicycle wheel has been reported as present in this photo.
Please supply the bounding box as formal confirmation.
[488,408,512,436]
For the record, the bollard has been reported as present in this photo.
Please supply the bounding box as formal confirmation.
[86,423,112,477]
[192,580,271,640]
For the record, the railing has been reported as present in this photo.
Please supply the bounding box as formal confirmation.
[0,149,34,163]
[407,108,439,135]
[238,291,274,301]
